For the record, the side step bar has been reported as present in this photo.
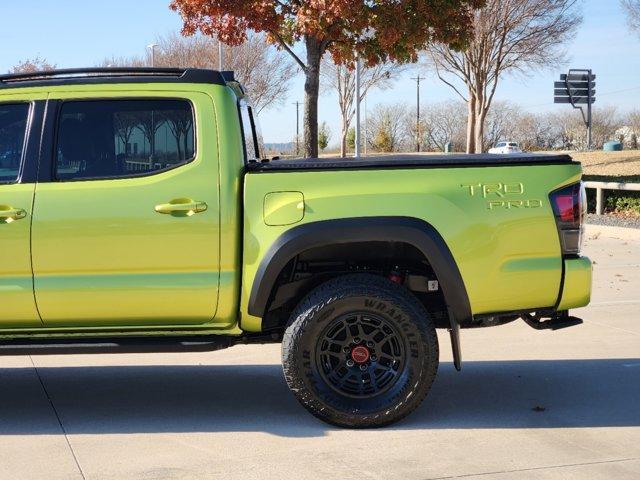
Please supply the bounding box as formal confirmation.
[521,311,583,331]
[0,332,282,356]
[0,336,235,356]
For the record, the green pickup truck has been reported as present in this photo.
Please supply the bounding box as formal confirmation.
[0,68,591,427]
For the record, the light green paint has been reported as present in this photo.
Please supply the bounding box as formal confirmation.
[263,191,305,226]
[557,256,592,310]
[0,80,591,338]
[240,164,587,331]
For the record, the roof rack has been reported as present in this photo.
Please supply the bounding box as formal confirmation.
[0,68,227,88]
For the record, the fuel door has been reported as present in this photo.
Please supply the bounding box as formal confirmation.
[263,191,305,226]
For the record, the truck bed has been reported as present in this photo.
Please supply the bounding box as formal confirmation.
[247,153,575,172]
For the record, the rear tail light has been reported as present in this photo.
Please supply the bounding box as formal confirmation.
[549,182,586,255]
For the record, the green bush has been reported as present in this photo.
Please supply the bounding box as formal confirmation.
[583,175,640,215]
[606,196,640,214]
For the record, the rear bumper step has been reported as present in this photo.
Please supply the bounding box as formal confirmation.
[521,311,583,330]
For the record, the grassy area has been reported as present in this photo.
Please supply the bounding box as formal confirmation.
[565,150,640,178]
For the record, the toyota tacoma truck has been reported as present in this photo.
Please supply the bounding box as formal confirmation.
[0,68,591,428]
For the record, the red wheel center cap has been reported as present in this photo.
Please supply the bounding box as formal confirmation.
[351,345,370,364]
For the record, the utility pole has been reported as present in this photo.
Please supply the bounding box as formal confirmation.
[410,75,424,152]
[293,101,300,156]
[147,43,158,67]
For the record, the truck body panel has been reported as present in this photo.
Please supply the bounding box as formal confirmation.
[0,70,591,341]
[0,81,246,333]
[240,163,584,331]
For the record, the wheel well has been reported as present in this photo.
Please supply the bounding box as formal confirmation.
[260,241,450,331]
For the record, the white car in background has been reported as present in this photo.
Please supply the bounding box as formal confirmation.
[488,141,522,154]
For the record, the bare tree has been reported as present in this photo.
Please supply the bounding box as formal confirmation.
[160,110,194,161]
[426,0,582,153]
[367,104,408,153]
[622,110,640,148]
[133,112,163,162]
[9,57,56,74]
[622,0,640,34]
[547,111,576,150]
[103,32,296,113]
[321,57,407,157]
[114,112,139,156]
[483,101,520,150]
[510,112,556,151]
[574,106,622,150]
[546,106,622,150]
[412,101,467,152]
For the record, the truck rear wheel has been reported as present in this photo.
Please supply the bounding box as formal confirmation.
[282,274,439,428]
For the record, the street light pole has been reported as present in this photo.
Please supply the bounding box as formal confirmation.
[293,101,300,156]
[147,43,158,67]
[354,55,362,158]
[410,75,424,152]
[364,93,368,156]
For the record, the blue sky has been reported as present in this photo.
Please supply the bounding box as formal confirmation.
[2,0,639,143]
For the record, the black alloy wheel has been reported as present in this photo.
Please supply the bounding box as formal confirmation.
[282,273,439,428]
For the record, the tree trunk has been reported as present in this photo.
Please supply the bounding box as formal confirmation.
[340,115,350,158]
[303,35,321,158]
[474,72,487,153]
[474,106,488,153]
[466,94,476,154]
[340,129,347,158]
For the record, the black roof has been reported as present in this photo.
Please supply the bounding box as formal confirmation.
[0,68,228,89]
[247,153,576,172]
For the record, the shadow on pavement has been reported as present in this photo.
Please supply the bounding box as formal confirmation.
[0,358,638,437]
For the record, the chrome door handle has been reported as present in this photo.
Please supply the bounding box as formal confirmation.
[154,199,208,215]
[0,206,27,221]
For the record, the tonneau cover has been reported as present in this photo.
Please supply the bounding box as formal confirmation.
[247,153,575,172]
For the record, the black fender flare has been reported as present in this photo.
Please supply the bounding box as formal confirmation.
[247,216,472,329]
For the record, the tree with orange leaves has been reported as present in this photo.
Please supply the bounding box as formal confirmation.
[170,0,482,158]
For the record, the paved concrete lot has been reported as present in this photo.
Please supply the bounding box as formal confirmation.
[1,224,639,480]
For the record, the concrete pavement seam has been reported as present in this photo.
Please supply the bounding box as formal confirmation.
[423,457,640,479]
[29,356,87,480]
[582,318,640,336]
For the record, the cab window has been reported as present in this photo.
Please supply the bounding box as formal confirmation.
[55,99,195,181]
[0,103,30,183]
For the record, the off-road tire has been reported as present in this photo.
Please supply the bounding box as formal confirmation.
[282,274,439,428]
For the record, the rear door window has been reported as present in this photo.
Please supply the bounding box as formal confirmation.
[0,103,30,183]
[55,99,195,181]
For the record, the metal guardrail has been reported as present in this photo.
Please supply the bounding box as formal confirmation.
[584,181,640,215]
